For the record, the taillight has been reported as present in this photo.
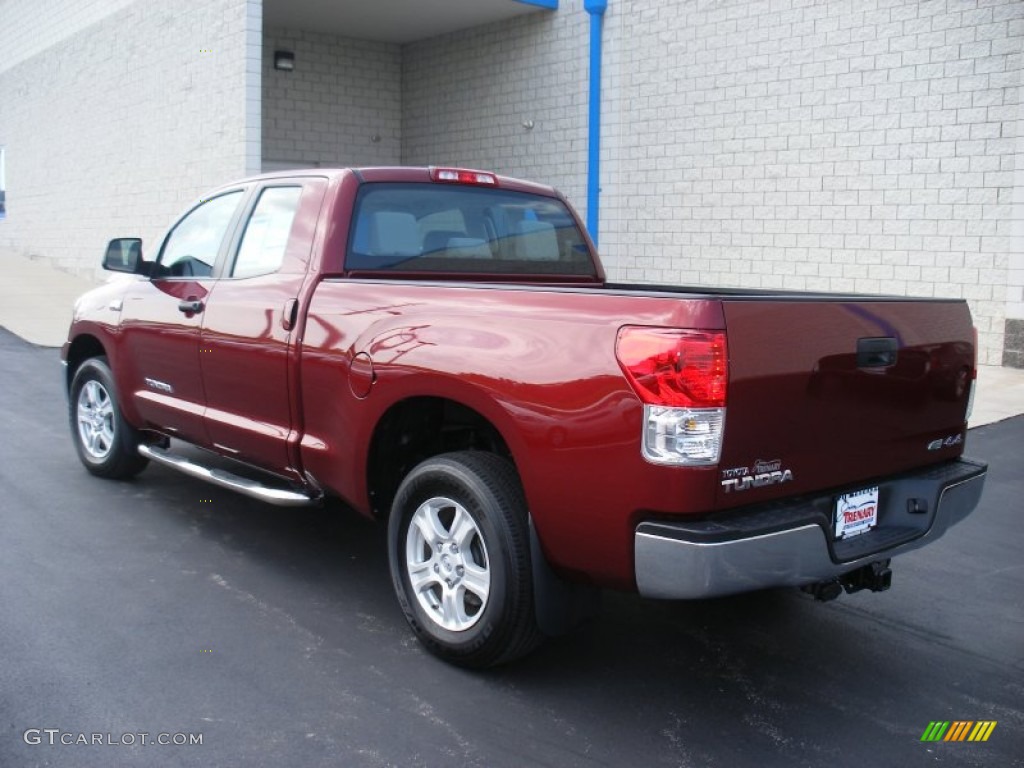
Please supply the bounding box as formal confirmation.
[429,167,498,186]
[615,328,727,407]
[966,326,978,421]
[615,327,728,466]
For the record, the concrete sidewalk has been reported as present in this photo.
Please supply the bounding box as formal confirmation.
[1,250,1021,427]
[971,364,1024,428]
[1,252,99,348]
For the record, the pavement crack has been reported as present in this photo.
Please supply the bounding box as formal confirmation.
[207,572,329,658]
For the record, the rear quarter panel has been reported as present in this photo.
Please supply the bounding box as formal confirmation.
[300,281,724,588]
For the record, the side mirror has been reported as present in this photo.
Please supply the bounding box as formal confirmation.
[103,238,145,274]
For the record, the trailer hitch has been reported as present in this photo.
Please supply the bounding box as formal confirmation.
[840,559,892,594]
[803,560,893,602]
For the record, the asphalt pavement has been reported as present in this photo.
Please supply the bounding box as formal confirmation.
[1,328,1021,768]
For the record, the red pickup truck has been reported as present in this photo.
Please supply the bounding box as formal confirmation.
[64,167,987,667]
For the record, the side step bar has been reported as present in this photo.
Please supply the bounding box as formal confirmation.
[138,444,321,507]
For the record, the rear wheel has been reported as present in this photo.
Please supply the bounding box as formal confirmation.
[387,452,542,667]
[69,357,148,479]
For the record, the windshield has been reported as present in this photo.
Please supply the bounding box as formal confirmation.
[346,183,596,277]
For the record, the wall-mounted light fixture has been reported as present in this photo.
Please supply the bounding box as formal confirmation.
[274,50,295,72]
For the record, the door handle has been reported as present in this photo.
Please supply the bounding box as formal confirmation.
[178,298,204,314]
[857,337,897,368]
[281,298,299,331]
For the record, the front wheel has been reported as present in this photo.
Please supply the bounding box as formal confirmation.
[387,452,542,668]
[69,356,148,479]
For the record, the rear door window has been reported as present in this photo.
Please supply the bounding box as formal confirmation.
[231,186,302,278]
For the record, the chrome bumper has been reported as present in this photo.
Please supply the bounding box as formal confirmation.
[635,458,987,599]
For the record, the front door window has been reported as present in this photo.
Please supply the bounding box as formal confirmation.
[155,192,244,278]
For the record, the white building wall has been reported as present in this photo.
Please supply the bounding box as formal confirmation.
[600,0,1022,366]
[402,0,1020,365]
[402,1,588,222]
[2,0,1019,365]
[1004,95,1024,365]
[0,0,260,279]
[262,28,401,168]
[0,0,139,75]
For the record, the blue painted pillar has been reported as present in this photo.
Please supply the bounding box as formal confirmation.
[584,0,607,246]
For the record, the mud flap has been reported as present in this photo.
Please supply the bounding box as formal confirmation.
[529,516,601,636]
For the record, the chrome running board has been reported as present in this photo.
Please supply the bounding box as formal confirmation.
[138,444,320,507]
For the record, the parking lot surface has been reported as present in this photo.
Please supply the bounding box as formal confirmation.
[1,329,1021,767]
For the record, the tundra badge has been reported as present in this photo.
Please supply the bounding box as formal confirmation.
[144,377,174,394]
[720,459,795,493]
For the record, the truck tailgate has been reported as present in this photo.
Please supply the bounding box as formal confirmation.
[717,299,974,509]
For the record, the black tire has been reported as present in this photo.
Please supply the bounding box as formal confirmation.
[387,451,542,668]
[69,356,148,479]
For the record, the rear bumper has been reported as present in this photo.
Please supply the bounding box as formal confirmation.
[635,458,987,599]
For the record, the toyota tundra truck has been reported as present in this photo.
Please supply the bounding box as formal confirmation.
[63,166,987,667]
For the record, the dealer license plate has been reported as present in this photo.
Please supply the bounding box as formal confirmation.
[834,486,879,540]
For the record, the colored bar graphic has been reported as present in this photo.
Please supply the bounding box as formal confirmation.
[945,721,973,741]
[968,722,997,742]
[921,720,996,742]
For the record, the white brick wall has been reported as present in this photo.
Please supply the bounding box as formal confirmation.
[0,0,138,74]
[400,0,1021,364]
[262,27,401,168]
[2,0,1021,365]
[598,0,1022,365]
[0,0,258,279]
[245,0,263,176]
[1007,94,1024,320]
[402,1,588,221]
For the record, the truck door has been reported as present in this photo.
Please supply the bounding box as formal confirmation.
[118,189,248,445]
[198,178,327,478]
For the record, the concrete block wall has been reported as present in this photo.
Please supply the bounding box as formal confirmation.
[599,0,1022,366]
[3,0,1020,366]
[401,1,588,222]
[1005,319,1024,366]
[0,0,260,280]
[262,28,401,168]
[0,0,138,75]
[1006,95,1024,366]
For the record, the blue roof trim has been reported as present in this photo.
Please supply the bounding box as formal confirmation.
[513,0,558,10]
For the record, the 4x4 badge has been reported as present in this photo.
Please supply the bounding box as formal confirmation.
[927,433,963,451]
